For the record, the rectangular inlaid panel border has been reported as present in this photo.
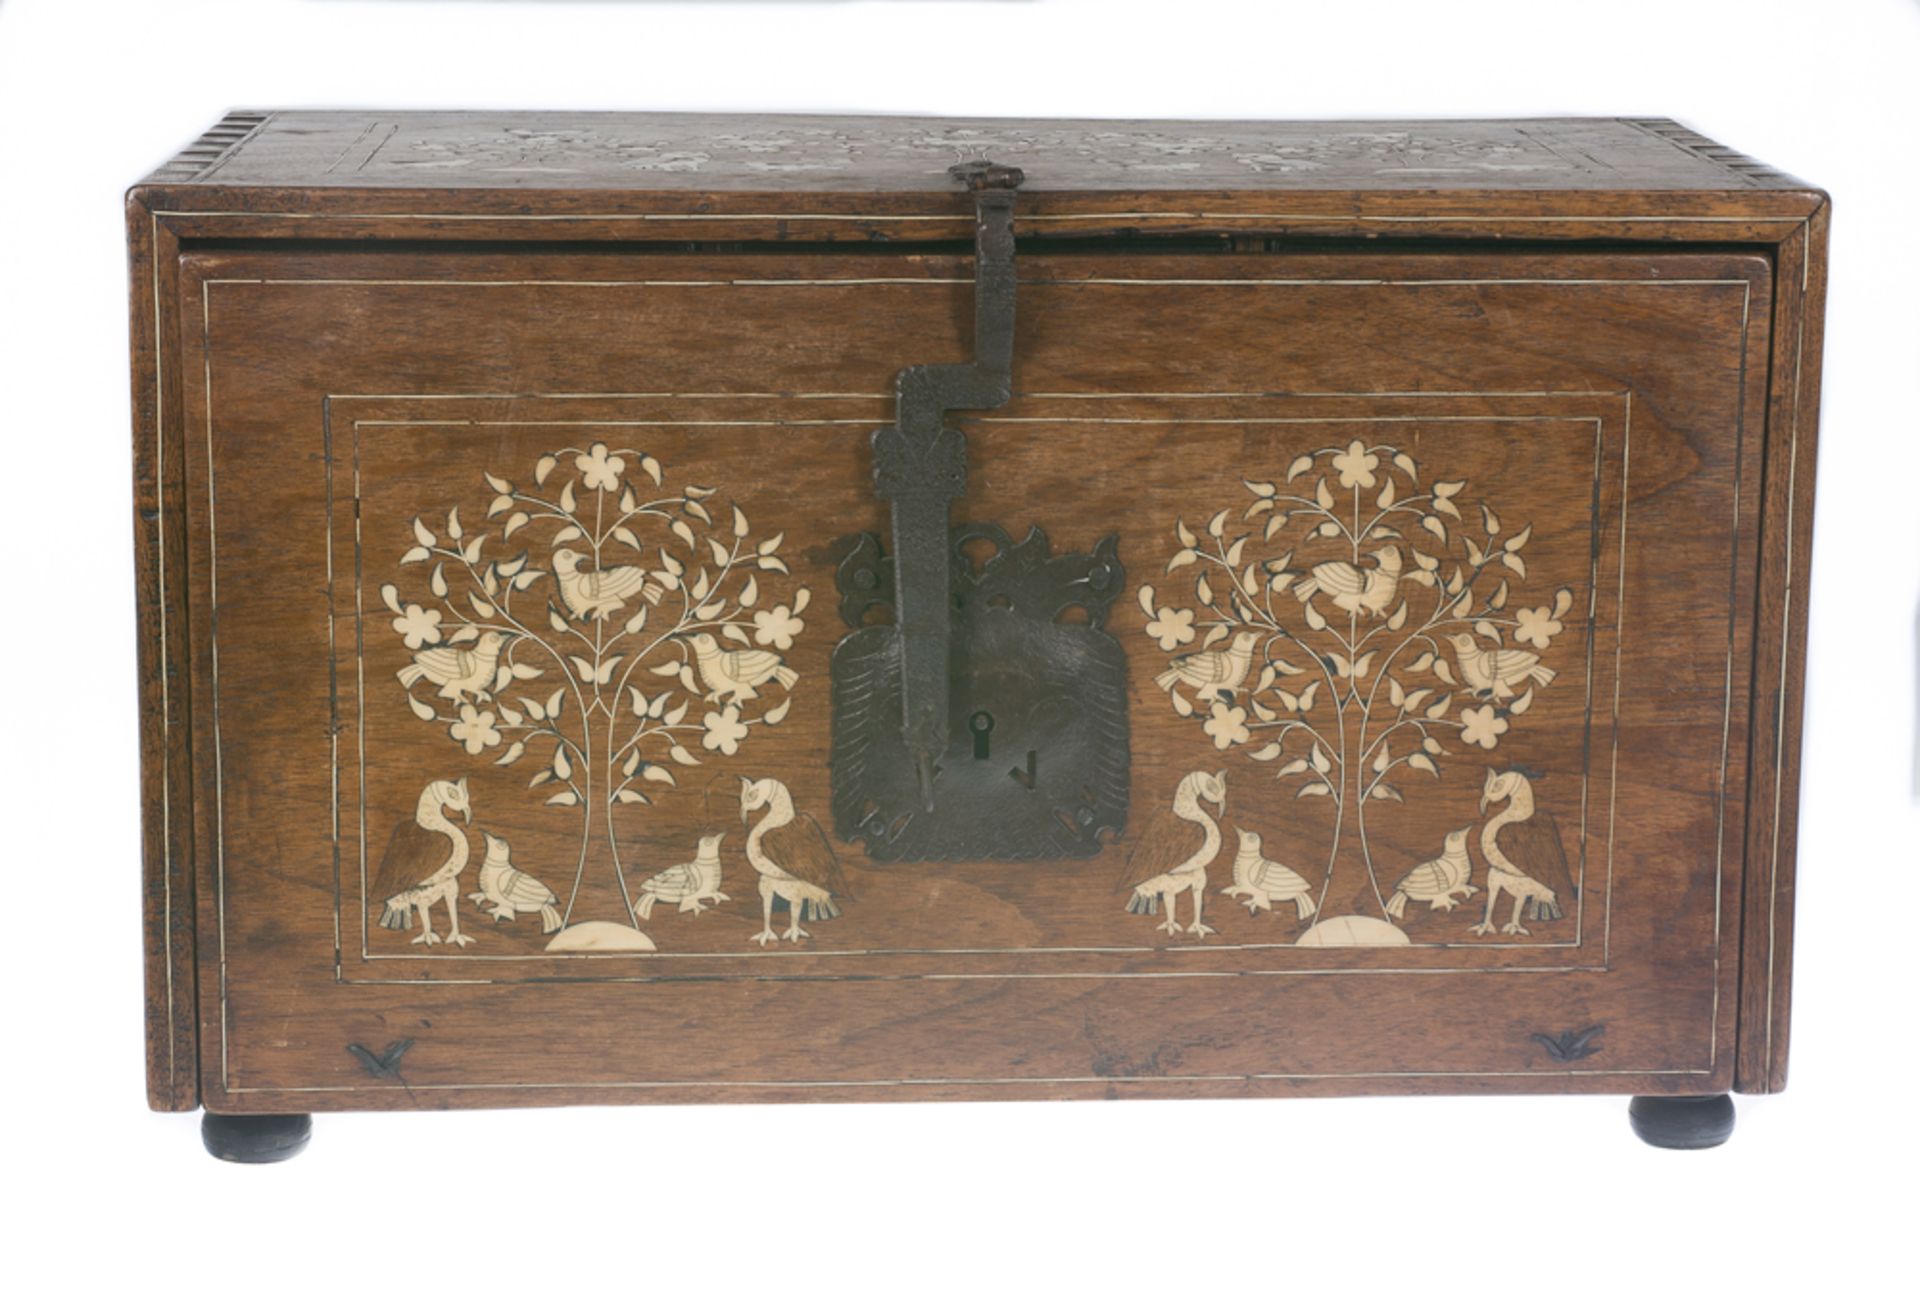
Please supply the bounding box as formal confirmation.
[326,395,1623,981]
[189,271,1763,1089]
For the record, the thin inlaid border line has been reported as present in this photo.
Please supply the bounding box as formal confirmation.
[322,119,382,176]
[1706,281,1756,1069]
[1605,396,1629,963]
[325,389,1629,402]
[185,270,1757,1091]
[200,290,231,1094]
[324,400,342,977]
[349,414,1610,428]
[203,276,1758,290]
[226,1063,1711,1095]
[1758,272,1804,1082]
[156,208,1812,226]
[319,386,1628,975]
[150,213,176,1090]
[337,407,1619,969]
[353,415,371,967]
[342,963,1614,979]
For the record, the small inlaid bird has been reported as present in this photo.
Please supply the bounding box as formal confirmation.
[1118,769,1228,938]
[1447,632,1556,703]
[468,832,563,933]
[397,631,506,705]
[1154,630,1260,703]
[375,778,475,947]
[1223,826,1318,920]
[552,547,665,621]
[1293,546,1403,617]
[740,777,845,946]
[634,833,729,919]
[1385,824,1477,919]
[688,632,799,705]
[1474,767,1574,936]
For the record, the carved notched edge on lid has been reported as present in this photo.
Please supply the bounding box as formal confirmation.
[1619,117,1807,189]
[143,110,273,184]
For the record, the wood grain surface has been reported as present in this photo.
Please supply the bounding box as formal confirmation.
[127,115,1827,1114]
[144,111,1806,193]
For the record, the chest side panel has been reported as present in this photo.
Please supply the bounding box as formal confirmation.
[175,244,1771,1108]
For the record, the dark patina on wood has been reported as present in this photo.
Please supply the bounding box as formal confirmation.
[128,114,1826,1152]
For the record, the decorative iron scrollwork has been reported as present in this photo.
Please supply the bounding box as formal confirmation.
[828,163,1130,862]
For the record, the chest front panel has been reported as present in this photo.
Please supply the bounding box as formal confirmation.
[176,242,1770,1105]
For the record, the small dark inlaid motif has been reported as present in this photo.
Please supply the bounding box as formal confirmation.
[1531,1025,1605,1063]
[829,162,1129,861]
[346,1038,415,1080]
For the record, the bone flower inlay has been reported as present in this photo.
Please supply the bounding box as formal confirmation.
[376,444,813,952]
[1139,440,1580,944]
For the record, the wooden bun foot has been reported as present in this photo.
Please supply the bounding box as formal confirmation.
[200,1112,312,1163]
[1628,1094,1735,1149]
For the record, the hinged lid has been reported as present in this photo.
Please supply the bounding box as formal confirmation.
[149,111,1810,193]
[134,112,1824,244]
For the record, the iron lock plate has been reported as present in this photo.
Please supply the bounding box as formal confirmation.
[828,163,1131,862]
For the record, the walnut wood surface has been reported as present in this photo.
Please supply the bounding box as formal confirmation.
[144,112,1807,193]
[127,115,1827,1113]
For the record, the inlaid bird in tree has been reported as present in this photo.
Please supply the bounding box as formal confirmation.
[398,631,506,706]
[551,547,665,621]
[1144,443,1579,938]
[1119,769,1229,938]
[1447,632,1556,704]
[375,778,475,947]
[1154,630,1260,703]
[1293,544,1403,618]
[1473,767,1574,936]
[688,632,799,705]
[378,446,810,949]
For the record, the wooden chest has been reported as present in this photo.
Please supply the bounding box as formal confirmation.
[129,113,1828,1159]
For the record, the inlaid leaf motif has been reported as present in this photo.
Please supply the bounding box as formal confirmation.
[380,443,810,945]
[1145,437,1577,926]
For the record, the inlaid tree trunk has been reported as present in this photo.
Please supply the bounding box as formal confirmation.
[1142,440,1576,921]
[380,445,809,940]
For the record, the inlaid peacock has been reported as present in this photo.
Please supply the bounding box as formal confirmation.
[1473,767,1574,936]
[740,777,845,946]
[1118,769,1229,938]
[374,778,476,947]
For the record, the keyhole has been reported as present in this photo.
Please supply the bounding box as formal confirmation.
[969,710,995,759]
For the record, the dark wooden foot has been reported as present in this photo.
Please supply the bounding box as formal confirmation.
[1628,1094,1735,1149]
[200,1112,312,1163]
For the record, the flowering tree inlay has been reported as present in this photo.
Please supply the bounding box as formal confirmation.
[1141,439,1576,918]
[379,442,809,929]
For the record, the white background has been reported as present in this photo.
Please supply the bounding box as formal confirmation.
[3,2,1915,1311]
